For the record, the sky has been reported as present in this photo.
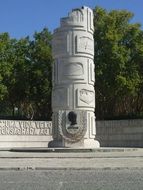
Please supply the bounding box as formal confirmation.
[0,0,143,39]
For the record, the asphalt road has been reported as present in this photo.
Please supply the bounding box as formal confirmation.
[0,169,143,190]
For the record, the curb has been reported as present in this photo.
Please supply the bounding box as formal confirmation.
[9,148,139,153]
[0,155,143,159]
[0,167,143,171]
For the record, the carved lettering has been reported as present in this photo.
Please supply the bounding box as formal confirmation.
[0,120,52,136]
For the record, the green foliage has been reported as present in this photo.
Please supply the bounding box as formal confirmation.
[0,33,13,101]
[0,28,53,120]
[94,7,143,119]
[27,28,53,119]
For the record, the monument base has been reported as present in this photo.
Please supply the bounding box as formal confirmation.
[48,140,83,148]
[48,140,64,148]
[48,139,100,148]
[84,139,100,148]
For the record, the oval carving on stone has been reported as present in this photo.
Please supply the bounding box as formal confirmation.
[63,62,84,77]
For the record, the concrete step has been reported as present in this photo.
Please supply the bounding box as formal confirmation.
[8,147,138,153]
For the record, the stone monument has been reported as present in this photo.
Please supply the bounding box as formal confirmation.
[49,6,100,148]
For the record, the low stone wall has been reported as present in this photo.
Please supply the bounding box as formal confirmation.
[0,119,143,148]
[0,120,52,148]
[96,119,143,147]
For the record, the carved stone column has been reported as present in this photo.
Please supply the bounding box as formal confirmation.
[49,6,100,148]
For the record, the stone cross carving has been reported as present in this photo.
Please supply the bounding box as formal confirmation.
[49,6,100,148]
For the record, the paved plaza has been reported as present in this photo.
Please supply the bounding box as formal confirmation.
[0,148,142,170]
[0,148,142,189]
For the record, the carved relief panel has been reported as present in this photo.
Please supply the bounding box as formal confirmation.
[75,35,94,56]
[58,58,88,84]
[74,85,95,109]
[84,111,96,139]
[87,8,94,33]
[88,59,95,85]
[52,87,70,109]
[60,8,84,27]
[58,110,87,143]
[53,33,67,55]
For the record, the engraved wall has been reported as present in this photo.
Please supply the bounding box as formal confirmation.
[0,120,52,148]
[51,6,99,148]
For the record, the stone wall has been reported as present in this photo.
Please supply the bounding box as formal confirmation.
[96,119,143,147]
[0,119,143,148]
[0,120,52,148]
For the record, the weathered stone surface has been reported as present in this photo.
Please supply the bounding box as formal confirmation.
[0,118,143,148]
[51,6,99,148]
[96,119,143,147]
[0,120,52,148]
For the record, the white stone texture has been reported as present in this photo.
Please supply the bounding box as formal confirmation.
[96,119,143,147]
[1,118,143,148]
[51,6,99,148]
[0,120,52,148]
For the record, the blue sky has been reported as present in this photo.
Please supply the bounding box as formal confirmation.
[0,0,143,39]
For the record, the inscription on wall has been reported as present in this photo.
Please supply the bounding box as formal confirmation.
[0,120,52,136]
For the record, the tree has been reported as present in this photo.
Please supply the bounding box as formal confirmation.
[94,7,143,119]
[24,28,53,120]
[0,28,53,120]
[0,33,15,116]
[7,37,31,117]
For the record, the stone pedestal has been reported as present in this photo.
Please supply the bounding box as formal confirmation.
[49,6,100,148]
